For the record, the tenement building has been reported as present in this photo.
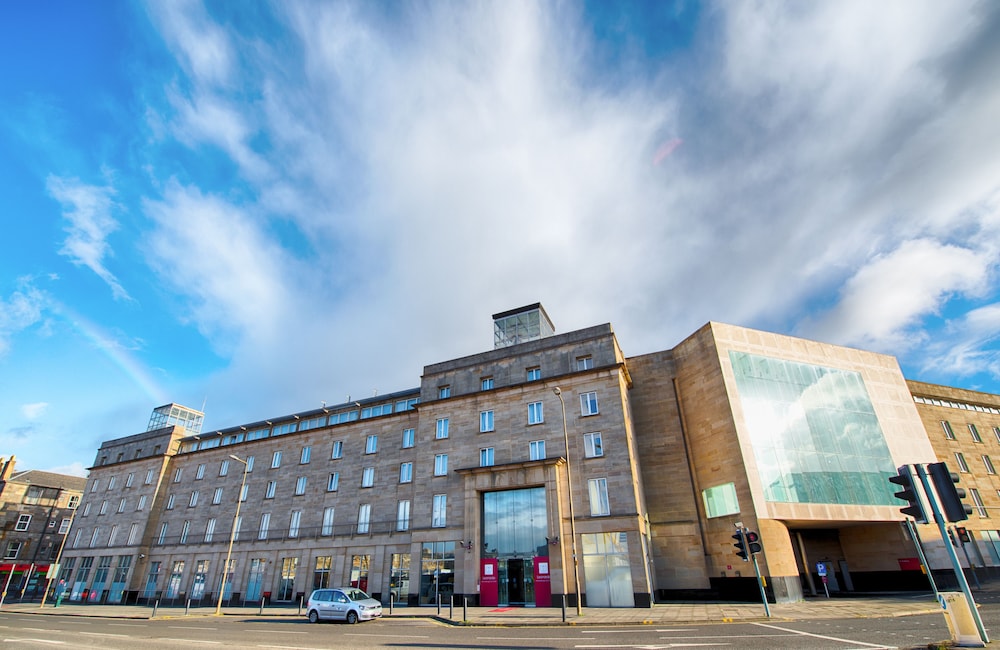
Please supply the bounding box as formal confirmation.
[58,305,999,607]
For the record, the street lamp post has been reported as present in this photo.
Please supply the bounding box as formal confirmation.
[38,496,77,608]
[215,455,248,616]
[553,387,582,616]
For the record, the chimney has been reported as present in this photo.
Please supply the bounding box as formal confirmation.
[0,456,16,481]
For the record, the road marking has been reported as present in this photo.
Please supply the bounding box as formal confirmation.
[3,640,65,645]
[576,644,729,648]
[480,637,595,641]
[80,632,129,637]
[751,622,895,649]
[108,623,144,627]
[251,629,307,634]
[160,639,221,645]
[257,646,326,650]
[169,625,218,630]
[344,633,431,638]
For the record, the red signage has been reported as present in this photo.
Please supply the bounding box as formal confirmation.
[480,559,499,607]
[898,557,922,571]
[533,557,551,607]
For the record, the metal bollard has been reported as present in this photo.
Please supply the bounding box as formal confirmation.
[185,598,191,615]
[152,598,159,618]
[449,597,453,619]
[436,593,441,615]
[389,591,394,615]
[298,595,303,616]
[258,598,264,616]
[561,597,566,623]
[463,597,467,622]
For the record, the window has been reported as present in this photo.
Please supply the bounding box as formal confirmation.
[357,504,371,534]
[15,515,30,531]
[527,367,541,381]
[136,495,146,511]
[436,418,449,439]
[259,513,271,540]
[59,519,72,535]
[126,522,139,545]
[702,482,740,518]
[970,424,983,443]
[295,476,308,495]
[240,484,249,502]
[994,427,1000,444]
[265,481,277,499]
[942,421,956,440]
[397,500,411,531]
[145,469,154,485]
[117,498,127,513]
[480,447,494,467]
[213,487,223,504]
[157,523,167,545]
[271,451,282,468]
[481,377,494,391]
[327,473,339,492]
[480,411,494,433]
[99,500,108,515]
[195,464,206,480]
[205,519,216,543]
[432,494,447,527]
[82,503,91,517]
[399,462,413,483]
[91,479,99,493]
[986,456,997,475]
[580,392,599,416]
[125,472,134,488]
[577,356,593,370]
[4,542,21,559]
[173,468,182,483]
[584,432,604,458]
[68,495,80,509]
[233,516,242,541]
[366,435,378,454]
[246,455,255,472]
[219,460,230,476]
[180,521,190,544]
[971,488,987,517]
[402,428,415,449]
[529,440,546,461]
[108,524,119,546]
[189,491,199,507]
[300,446,312,464]
[362,467,375,488]
[322,507,335,536]
[588,478,611,516]
[91,527,101,548]
[956,452,970,472]
[331,441,343,459]
[528,402,544,425]
[438,385,451,399]
[166,495,175,510]
[434,454,448,476]
[289,511,302,538]
[107,476,117,490]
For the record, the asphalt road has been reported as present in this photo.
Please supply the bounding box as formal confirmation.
[0,609,984,650]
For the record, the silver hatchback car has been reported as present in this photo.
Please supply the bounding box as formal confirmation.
[306,587,382,624]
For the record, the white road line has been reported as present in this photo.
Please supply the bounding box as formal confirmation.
[108,623,144,627]
[576,644,729,648]
[751,622,897,649]
[343,633,431,638]
[251,629,307,634]
[480,637,595,641]
[168,625,217,630]
[3,640,65,645]
[79,632,129,637]
[160,639,221,645]
[256,646,326,650]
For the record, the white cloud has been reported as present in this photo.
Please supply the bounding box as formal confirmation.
[43,461,89,478]
[47,176,130,301]
[21,402,48,420]
[0,282,46,356]
[923,303,1000,379]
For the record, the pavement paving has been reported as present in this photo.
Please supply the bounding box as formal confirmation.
[0,592,945,626]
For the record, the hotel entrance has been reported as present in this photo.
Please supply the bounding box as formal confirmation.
[480,487,550,607]
[498,558,533,606]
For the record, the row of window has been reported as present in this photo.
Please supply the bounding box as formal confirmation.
[9,514,73,533]
[917,395,1000,415]
[941,421,1000,444]
[438,356,595,398]
[72,476,616,551]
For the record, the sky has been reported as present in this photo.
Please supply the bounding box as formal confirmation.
[1,0,999,477]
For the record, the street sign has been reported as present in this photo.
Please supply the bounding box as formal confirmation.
[816,562,827,577]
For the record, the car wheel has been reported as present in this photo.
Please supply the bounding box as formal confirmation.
[346,610,358,624]
[308,610,320,624]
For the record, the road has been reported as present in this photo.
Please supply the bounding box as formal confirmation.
[0,609,979,650]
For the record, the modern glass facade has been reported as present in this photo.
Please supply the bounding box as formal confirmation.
[482,488,549,559]
[729,351,897,506]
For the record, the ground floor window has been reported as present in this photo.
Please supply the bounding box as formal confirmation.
[71,557,93,600]
[581,532,634,607]
[419,542,455,605]
[109,555,131,603]
[278,557,298,601]
[90,556,113,602]
[313,556,331,590]
[191,559,209,600]
[142,561,160,599]
[350,555,370,592]
[166,560,185,599]
[246,558,266,601]
[221,559,235,600]
[390,553,410,605]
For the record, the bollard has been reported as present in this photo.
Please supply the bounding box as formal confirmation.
[463,597,467,622]
[561,597,566,623]
[152,598,159,618]
[436,593,441,615]
[389,591,394,616]
[185,598,191,615]
[298,595,303,616]
[258,599,264,616]
[449,597,453,619]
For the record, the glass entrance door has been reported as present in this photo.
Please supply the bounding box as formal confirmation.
[498,558,535,606]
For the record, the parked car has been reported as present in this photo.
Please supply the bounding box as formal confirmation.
[306,587,382,624]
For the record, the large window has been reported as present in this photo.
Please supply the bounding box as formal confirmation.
[729,351,897,506]
[434,454,448,476]
[480,448,494,467]
[322,507,335,536]
[358,504,371,534]
[482,488,547,559]
[397,500,411,531]
[528,402,544,425]
[436,418,449,439]
[480,411,494,433]
[402,428,415,448]
[362,467,375,488]
[703,482,740,518]
[584,432,603,458]
[399,462,413,483]
[588,478,611,516]
[529,440,545,461]
[259,513,270,540]
[366,435,378,454]
[15,515,30,531]
[580,392,599,416]
[432,494,447,527]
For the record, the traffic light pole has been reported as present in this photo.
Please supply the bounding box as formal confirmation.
[915,464,989,644]
[750,549,770,619]
[903,519,938,602]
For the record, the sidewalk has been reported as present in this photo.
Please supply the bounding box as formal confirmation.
[0,593,944,626]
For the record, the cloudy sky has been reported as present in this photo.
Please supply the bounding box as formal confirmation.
[2,0,999,476]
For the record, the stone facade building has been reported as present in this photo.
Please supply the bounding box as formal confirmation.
[57,305,999,607]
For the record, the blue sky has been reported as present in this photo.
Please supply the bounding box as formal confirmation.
[2,0,999,476]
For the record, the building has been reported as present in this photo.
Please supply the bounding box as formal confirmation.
[58,305,997,607]
[0,456,86,599]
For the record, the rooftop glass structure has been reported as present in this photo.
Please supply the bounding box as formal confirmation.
[492,303,554,349]
[147,403,204,435]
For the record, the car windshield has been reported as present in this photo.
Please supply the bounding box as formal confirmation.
[344,588,370,601]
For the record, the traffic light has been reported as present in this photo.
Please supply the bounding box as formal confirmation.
[732,531,748,561]
[888,465,927,523]
[928,461,972,522]
[956,526,971,544]
[745,530,763,555]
